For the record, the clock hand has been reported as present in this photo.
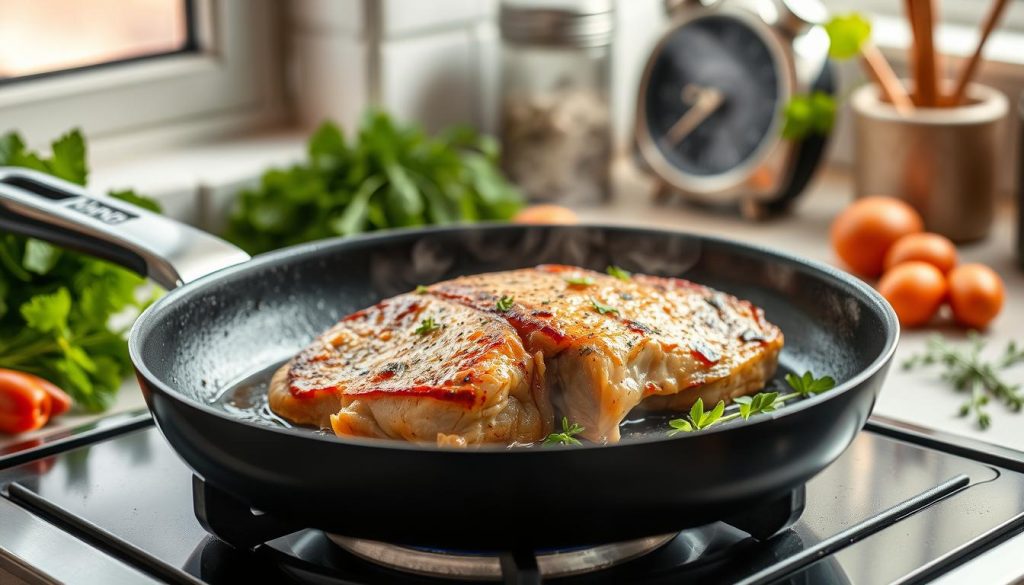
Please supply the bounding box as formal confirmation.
[665,84,724,146]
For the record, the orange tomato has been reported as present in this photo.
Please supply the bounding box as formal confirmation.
[877,261,947,327]
[884,232,958,274]
[831,196,924,277]
[513,204,579,225]
[947,264,1005,329]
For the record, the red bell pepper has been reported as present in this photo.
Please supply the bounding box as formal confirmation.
[0,369,72,434]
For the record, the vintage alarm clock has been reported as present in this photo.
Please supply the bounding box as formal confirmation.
[635,0,834,218]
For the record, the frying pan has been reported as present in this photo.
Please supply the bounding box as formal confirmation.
[0,168,898,550]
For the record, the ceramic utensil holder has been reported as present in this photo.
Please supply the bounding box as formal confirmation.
[851,82,1008,242]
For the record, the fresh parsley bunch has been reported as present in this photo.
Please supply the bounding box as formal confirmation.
[224,112,523,254]
[0,130,161,412]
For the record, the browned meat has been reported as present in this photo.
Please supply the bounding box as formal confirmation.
[269,265,782,445]
[430,265,783,442]
[268,293,552,445]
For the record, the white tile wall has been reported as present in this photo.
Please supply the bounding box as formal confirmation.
[286,0,675,152]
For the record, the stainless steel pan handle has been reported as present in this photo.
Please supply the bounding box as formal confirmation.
[0,167,249,289]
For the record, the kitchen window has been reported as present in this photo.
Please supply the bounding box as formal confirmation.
[0,0,196,82]
[0,0,286,160]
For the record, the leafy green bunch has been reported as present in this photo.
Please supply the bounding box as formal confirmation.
[224,112,523,255]
[0,130,160,412]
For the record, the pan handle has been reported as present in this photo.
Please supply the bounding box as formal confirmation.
[0,167,249,289]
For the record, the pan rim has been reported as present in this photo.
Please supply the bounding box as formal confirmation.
[128,223,899,453]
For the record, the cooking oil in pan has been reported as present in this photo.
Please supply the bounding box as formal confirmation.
[212,358,804,446]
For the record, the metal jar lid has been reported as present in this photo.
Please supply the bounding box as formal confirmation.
[500,0,613,48]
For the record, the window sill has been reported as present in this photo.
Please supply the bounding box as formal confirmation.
[89,126,307,230]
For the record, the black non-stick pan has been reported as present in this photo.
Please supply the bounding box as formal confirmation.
[0,168,898,550]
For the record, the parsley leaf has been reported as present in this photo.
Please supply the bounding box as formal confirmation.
[606,265,631,281]
[564,275,595,287]
[414,317,441,335]
[785,371,836,396]
[543,416,584,446]
[0,129,163,412]
[496,295,514,312]
[414,285,429,294]
[735,391,780,420]
[224,112,523,254]
[591,298,619,316]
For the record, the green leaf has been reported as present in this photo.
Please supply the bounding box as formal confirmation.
[496,295,514,312]
[782,92,836,140]
[308,121,347,169]
[20,287,71,333]
[22,239,61,275]
[689,398,705,425]
[591,298,619,316]
[414,317,442,335]
[786,371,836,396]
[825,13,871,59]
[564,276,595,287]
[331,176,385,236]
[415,285,429,295]
[668,418,694,435]
[0,132,26,165]
[698,400,726,429]
[384,163,424,216]
[47,129,88,185]
[544,416,585,445]
[606,265,631,281]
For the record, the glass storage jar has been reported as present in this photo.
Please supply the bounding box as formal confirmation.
[499,0,613,206]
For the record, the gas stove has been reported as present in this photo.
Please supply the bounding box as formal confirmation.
[2,414,1024,584]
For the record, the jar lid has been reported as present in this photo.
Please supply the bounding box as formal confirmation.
[500,0,613,48]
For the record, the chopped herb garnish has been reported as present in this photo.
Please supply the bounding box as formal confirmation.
[591,298,619,316]
[564,275,595,287]
[544,417,584,446]
[496,295,514,312]
[668,371,836,435]
[414,317,441,335]
[606,265,631,281]
[414,285,429,294]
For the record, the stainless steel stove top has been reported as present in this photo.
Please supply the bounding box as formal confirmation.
[2,417,1024,584]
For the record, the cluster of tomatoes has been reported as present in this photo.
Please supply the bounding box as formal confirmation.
[831,196,1005,328]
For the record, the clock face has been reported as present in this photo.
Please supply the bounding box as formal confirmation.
[643,15,782,177]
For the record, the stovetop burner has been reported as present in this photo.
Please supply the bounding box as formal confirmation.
[3,419,1024,584]
[327,533,676,580]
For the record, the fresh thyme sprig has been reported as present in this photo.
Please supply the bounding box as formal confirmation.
[544,416,584,446]
[903,334,1024,429]
[414,317,441,335]
[496,295,514,312]
[668,371,836,435]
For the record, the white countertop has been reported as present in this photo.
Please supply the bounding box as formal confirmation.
[3,165,1022,455]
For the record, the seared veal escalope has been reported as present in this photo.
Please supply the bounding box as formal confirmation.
[269,266,782,445]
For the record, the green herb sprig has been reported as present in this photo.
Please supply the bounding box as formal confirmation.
[414,285,429,294]
[564,276,595,287]
[903,335,1024,430]
[496,295,514,312]
[591,298,619,316]
[0,130,162,412]
[544,417,585,446]
[606,265,631,281]
[414,317,442,335]
[224,113,522,254]
[668,371,835,435]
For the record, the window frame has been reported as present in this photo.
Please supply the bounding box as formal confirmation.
[0,0,287,161]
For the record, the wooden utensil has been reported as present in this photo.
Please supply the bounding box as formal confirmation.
[950,0,1011,105]
[909,0,939,107]
[861,43,914,114]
